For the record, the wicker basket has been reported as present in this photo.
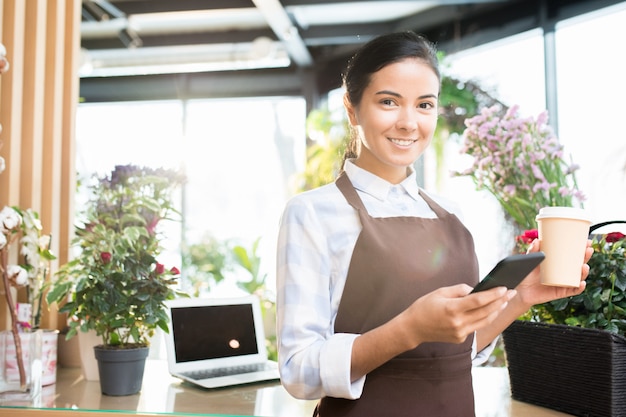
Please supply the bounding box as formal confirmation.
[502,320,626,417]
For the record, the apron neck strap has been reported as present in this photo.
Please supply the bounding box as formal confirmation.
[336,173,367,213]
[337,172,451,220]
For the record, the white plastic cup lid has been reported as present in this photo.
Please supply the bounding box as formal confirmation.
[535,206,592,222]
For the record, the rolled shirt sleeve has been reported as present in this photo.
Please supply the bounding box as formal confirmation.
[276,186,365,399]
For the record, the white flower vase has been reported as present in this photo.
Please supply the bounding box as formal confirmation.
[0,330,46,405]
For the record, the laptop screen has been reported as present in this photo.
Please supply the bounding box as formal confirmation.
[170,303,259,363]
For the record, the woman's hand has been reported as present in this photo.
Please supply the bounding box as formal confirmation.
[474,239,593,352]
[513,238,593,309]
[399,283,516,348]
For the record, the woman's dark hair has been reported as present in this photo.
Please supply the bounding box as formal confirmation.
[340,31,440,166]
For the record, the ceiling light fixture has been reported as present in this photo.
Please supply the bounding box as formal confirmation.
[79,38,290,78]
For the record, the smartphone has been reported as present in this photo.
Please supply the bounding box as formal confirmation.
[470,252,545,293]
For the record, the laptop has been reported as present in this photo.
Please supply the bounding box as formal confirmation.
[164,295,280,389]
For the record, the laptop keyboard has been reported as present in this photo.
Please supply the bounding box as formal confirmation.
[183,363,276,380]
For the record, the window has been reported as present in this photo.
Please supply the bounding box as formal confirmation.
[429,3,626,274]
[76,97,306,292]
[555,4,626,223]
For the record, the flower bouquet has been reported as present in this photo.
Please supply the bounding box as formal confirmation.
[456,104,585,230]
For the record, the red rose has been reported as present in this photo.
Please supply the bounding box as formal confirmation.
[155,263,165,274]
[517,229,538,244]
[100,252,112,264]
[170,266,180,275]
[606,232,625,243]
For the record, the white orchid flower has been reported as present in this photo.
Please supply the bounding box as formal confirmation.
[0,156,5,175]
[21,208,42,231]
[20,233,39,258]
[39,234,51,251]
[0,232,6,250]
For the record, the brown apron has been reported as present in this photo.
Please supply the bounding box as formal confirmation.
[316,173,480,417]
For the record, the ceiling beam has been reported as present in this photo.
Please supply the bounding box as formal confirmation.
[301,22,395,47]
[80,68,307,102]
[281,0,506,4]
[106,0,253,15]
[251,0,313,66]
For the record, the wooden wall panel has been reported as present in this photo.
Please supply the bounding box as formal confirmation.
[40,0,68,330]
[0,0,25,208]
[0,0,80,331]
[60,0,80,269]
[20,0,47,212]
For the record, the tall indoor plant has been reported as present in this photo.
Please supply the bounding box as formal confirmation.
[47,164,187,395]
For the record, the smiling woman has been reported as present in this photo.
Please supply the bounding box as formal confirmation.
[342,58,440,184]
[274,31,592,417]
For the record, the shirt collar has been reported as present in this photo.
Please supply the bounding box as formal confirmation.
[343,159,422,202]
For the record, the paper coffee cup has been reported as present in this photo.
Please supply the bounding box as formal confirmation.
[536,206,592,287]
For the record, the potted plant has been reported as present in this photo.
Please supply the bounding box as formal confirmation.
[503,226,626,417]
[46,164,187,396]
[0,206,58,396]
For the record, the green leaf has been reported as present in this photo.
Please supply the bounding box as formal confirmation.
[46,281,73,305]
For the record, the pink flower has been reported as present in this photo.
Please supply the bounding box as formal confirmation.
[455,104,585,230]
[170,266,180,275]
[155,263,165,274]
[146,217,159,235]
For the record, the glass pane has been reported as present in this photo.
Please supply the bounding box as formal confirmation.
[556,4,626,225]
[183,98,306,294]
[76,97,307,294]
[76,101,185,268]
[438,31,547,271]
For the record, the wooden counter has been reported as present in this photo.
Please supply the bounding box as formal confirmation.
[0,360,573,416]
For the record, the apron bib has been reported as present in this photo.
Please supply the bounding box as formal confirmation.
[316,173,479,417]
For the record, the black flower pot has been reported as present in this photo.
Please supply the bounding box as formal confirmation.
[94,345,149,396]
